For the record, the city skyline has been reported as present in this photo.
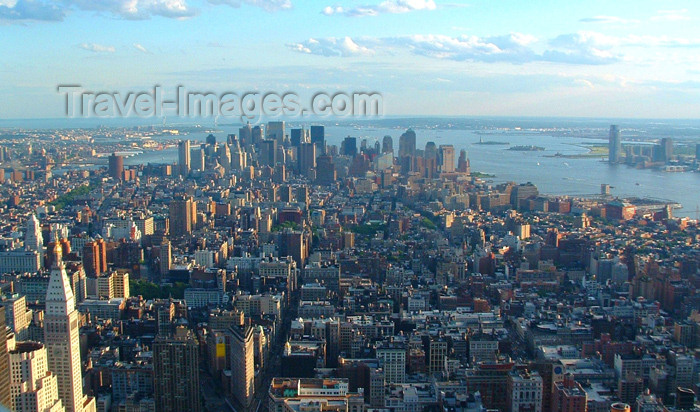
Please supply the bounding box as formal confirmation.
[0,0,699,119]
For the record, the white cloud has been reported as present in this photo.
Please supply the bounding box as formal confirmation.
[651,9,690,22]
[287,37,374,57]
[322,0,435,17]
[579,15,638,24]
[133,43,150,53]
[64,0,197,20]
[78,43,116,53]
[207,0,291,12]
[0,0,64,21]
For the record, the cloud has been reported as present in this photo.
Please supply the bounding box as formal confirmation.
[133,43,150,53]
[78,42,116,53]
[63,0,198,20]
[288,32,627,65]
[287,37,374,57]
[207,0,292,12]
[579,15,638,24]
[651,9,690,22]
[0,0,65,21]
[322,0,435,17]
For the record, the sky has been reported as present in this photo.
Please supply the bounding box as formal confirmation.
[1,0,700,120]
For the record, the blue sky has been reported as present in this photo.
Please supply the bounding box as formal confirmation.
[1,0,699,119]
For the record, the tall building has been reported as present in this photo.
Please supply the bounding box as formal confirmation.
[108,153,124,180]
[439,145,455,173]
[178,140,191,176]
[0,307,10,409]
[169,196,195,237]
[25,214,43,255]
[398,129,416,158]
[153,327,202,412]
[8,342,64,412]
[229,324,255,409]
[159,240,172,277]
[290,128,309,147]
[552,374,587,412]
[376,342,406,383]
[310,125,325,152]
[382,135,393,154]
[341,137,357,157]
[609,125,621,164]
[252,125,265,145]
[660,137,673,163]
[315,155,336,185]
[507,369,543,412]
[259,139,278,167]
[267,121,286,145]
[298,142,316,173]
[44,243,95,412]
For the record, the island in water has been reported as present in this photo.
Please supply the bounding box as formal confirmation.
[508,145,545,151]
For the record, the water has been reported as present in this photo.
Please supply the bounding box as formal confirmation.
[123,124,700,218]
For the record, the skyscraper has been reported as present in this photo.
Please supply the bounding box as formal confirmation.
[316,155,336,185]
[0,307,10,409]
[259,139,278,167]
[159,239,172,277]
[44,243,95,412]
[341,137,357,157]
[382,135,393,154]
[457,149,470,173]
[229,324,254,409]
[310,125,325,152]
[298,142,316,173]
[398,129,417,158]
[267,121,286,145]
[108,153,124,180]
[8,342,64,412]
[153,327,202,412]
[169,196,195,237]
[439,145,455,173]
[609,125,621,164]
[178,140,191,176]
[25,214,43,254]
[661,137,673,163]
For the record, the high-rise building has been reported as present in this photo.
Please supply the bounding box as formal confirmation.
[279,229,307,268]
[229,324,255,409]
[507,369,543,412]
[660,137,673,163]
[439,145,455,173]
[298,142,316,173]
[0,307,10,409]
[178,140,191,176]
[153,327,202,412]
[290,128,309,147]
[609,125,621,164]
[8,342,64,412]
[382,135,393,154]
[259,139,278,167]
[25,214,43,255]
[398,129,417,158]
[159,240,172,277]
[169,196,195,237]
[552,374,587,412]
[310,125,325,152]
[252,125,265,145]
[1,294,30,340]
[341,137,357,157]
[376,342,406,383]
[239,123,253,147]
[267,121,286,145]
[108,153,124,180]
[44,242,95,412]
[315,155,336,185]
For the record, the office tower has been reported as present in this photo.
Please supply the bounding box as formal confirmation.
[44,242,95,412]
[298,142,316,173]
[279,229,306,268]
[290,128,309,147]
[82,241,100,277]
[398,129,417,158]
[310,125,325,151]
[1,294,30,340]
[191,147,205,172]
[439,145,455,173]
[252,125,264,145]
[153,327,202,412]
[696,143,700,160]
[424,141,438,178]
[159,240,172,277]
[296,186,309,206]
[8,341,64,412]
[457,149,470,173]
[259,139,278,167]
[25,214,43,254]
[341,137,357,157]
[0,307,9,409]
[231,140,246,170]
[661,137,673,163]
[108,153,124,180]
[427,338,447,375]
[95,238,107,274]
[609,125,621,164]
[267,121,285,145]
[178,140,191,175]
[229,324,255,409]
[315,155,336,185]
[169,196,194,237]
[376,342,406,383]
[239,123,252,147]
[382,135,393,154]
[507,370,543,412]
